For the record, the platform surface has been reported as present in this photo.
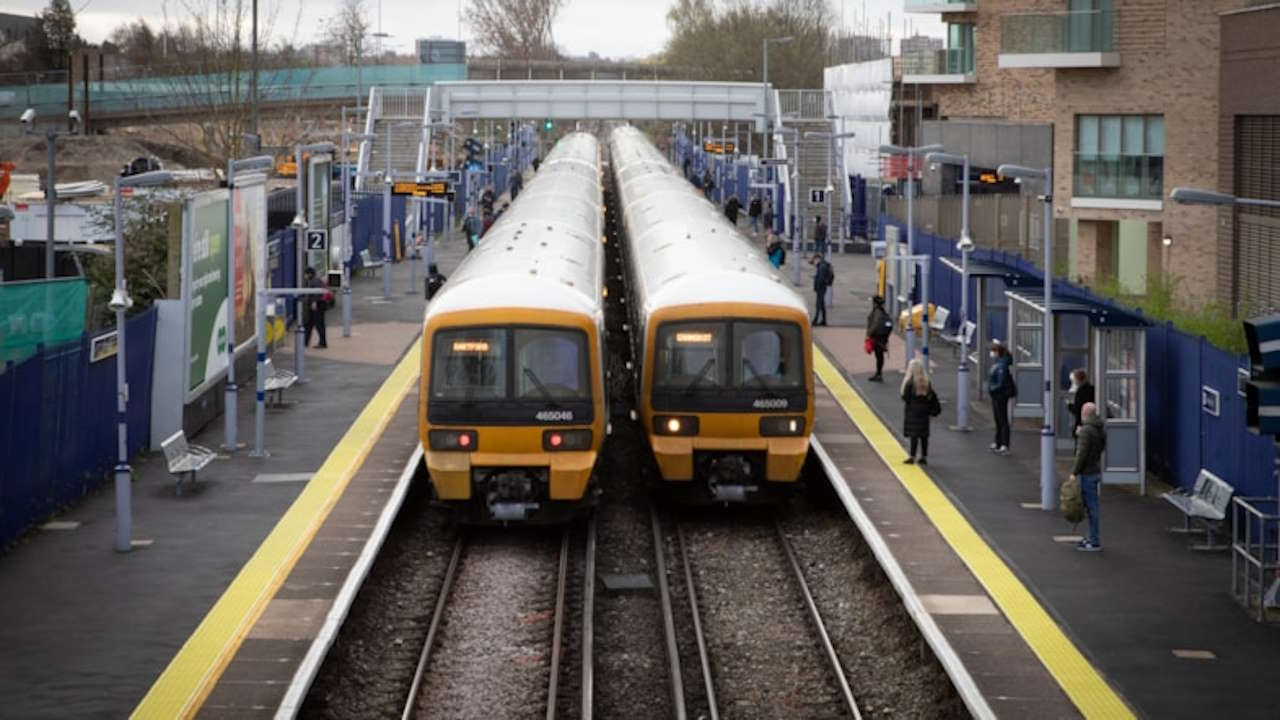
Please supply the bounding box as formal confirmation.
[807,248,1280,719]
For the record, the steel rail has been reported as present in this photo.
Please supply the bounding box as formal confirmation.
[675,524,720,720]
[546,527,571,720]
[400,533,465,720]
[651,509,688,720]
[581,515,597,720]
[774,521,863,719]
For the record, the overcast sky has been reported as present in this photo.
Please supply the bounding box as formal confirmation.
[9,0,944,59]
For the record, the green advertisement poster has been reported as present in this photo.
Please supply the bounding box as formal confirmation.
[186,190,230,394]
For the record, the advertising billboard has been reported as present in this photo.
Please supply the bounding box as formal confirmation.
[232,178,266,352]
[184,190,230,396]
[307,154,332,275]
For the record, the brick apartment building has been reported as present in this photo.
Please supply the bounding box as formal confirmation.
[901,0,1280,315]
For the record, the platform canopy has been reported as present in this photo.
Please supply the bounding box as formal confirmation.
[939,256,1034,285]
[1005,287,1147,327]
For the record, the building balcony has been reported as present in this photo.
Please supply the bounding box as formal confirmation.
[905,0,977,13]
[1072,153,1164,210]
[999,10,1120,68]
[902,48,977,84]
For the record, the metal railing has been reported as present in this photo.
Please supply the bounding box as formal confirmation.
[1232,497,1280,623]
[1000,9,1115,54]
[776,89,829,120]
[903,47,976,76]
[905,0,976,8]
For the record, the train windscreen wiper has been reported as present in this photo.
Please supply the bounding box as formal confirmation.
[522,367,561,408]
[682,357,716,394]
[741,357,771,391]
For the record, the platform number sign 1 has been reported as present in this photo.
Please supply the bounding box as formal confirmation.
[306,229,328,252]
[810,188,826,204]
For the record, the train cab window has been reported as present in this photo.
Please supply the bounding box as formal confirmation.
[734,322,803,389]
[515,328,590,400]
[654,323,727,389]
[431,328,508,400]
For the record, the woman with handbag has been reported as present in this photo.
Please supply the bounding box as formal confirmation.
[901,358,941,465]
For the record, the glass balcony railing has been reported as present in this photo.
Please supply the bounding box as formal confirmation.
[1073,153,1164,200]
[905,0,977,10]
[1001,10,1115,55]
[902,48,976,76]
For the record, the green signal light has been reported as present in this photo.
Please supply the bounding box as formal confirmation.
[544,119,554,131]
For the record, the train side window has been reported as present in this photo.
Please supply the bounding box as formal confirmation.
[432,328,508,400]
[733,322,803,389]
[514,328,590,400]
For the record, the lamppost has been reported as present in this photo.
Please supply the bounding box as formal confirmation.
[927,150,975,432]
[761,35,793,162]
[804,129,857,260]
[222,154,274,453]
[19,107,80,279]
[111,169,174,552]
[295,141,335,380]
[880,143,943,370]
[997,162,1055,511]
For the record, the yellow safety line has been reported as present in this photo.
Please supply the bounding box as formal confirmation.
[133,343,422,720]
[813,347,1134,720]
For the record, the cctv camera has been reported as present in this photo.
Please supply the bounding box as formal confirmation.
[68,109,81,122]
[19,108,35,124]
[956,234,974,252]
[108,288,134,312]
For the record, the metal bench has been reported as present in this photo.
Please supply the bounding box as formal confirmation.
[160,430,215,496]
[938,320,976,358]
[1163,469,1235,550]
[263,357,299,407]
[358,248,385,278]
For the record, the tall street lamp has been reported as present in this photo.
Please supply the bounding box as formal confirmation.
[222,154,274,453]
[342,122,378,338]
[111,169,174,552]
[762,35,793,161]
[927,150,975,432]
[20,107,80,279]
[998,162,1055,511]
[880,143,942,370]
[1169,186,1280,210]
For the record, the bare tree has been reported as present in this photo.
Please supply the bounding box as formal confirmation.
[325,0,370,66]
[664,0,834,87]
[465,0,566,61]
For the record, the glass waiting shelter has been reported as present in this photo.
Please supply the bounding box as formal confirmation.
[1004,288,1148,491]
[938,257,1033,401]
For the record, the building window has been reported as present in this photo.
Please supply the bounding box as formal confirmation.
[1074,114,1163,199]
[947,24,976,75]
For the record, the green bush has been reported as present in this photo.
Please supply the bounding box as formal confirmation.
[1092,276,1247,354]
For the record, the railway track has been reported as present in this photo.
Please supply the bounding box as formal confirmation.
[401,520,597,720]
[653,509,863,719]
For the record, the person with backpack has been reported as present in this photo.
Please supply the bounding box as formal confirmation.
[303,267,330,349]
[765,231,786,269]
[988,339,1016,454]
[811,254,834,326]
[1071,402,1107,551]
[900,358,941,465]
[748,194,763,234]
[865,295,892,382]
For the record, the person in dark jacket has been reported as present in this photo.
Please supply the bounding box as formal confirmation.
[531,156,541,173]
[900,358,939,465]
[724,195,741,225]
[1066,368,1096,440]
[1071,403,1107,551]
[866,295,892,381]
[813,215,828,256]
[988,339,1015,454]
[510,170,523,200]
[811,254,834,326]
[748,194,763,234]
[702,167,715,199]
[425,263,447,300]
[765,231,785,268]
[303,267,329,349]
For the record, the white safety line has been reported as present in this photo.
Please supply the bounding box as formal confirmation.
[274,444,424,719]
[811,436,996,720]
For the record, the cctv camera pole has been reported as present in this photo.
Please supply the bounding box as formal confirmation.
[294,143,307,379]
[957,153,973,431]
[111,175,131,552]
[45,130,57,279]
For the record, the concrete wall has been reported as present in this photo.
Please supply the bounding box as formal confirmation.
[919,119,1053,195]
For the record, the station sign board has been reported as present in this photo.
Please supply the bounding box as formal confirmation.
[392,180,455,200]
[703,141,736,155]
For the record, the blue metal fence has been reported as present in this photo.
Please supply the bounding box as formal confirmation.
[882,216,1277,496]
[0,307,157,548]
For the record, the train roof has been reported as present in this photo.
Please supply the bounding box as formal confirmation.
[425,132,605,321]
[607,126,807,317]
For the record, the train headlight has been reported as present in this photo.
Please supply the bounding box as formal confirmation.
[759,416,806,437]
[428,429,479,451]
[654,415,699,436]
[543,429,593,451]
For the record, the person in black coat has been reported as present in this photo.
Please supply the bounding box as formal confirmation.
[901,358,939,465]
[724,195,741,225]
[866,295,892,381]
[811,255,833,326]
[1067,368,1096,439]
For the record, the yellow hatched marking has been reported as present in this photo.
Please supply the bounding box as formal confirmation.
[132,344,422,719]
[814,348,1134,720]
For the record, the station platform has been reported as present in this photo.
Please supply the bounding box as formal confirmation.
[0,238,464,719]
[807,250,1280,719]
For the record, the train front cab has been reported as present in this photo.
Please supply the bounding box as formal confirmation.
[419,308,606,523]
[640,303,813,503]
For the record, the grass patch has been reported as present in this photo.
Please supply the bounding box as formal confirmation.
[1091,276,1247,354]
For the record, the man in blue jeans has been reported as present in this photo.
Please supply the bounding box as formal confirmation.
[1071,402,1107,551]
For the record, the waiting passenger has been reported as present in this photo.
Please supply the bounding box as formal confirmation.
[900,358,941,465]
[765,231,786,269]
[988,339,1016,454]
[811,254,834,327]
[724,194,741,225]
[1067,368,1096,442]
[426,263,447,300]
[748,194,763,234]
[865,295,892,382]
[303,267,329,349]
[1072,402,1107,552]
[702,167,715,199]
[812,215,828,257]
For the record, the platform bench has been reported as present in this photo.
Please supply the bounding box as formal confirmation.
[161,430,215,496]
[358,249,384,278]
[938,320,976,358]
[263,358,298,407]
[1162,469,1235,551]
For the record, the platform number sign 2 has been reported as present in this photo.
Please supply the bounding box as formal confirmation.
[306,229,328,252]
